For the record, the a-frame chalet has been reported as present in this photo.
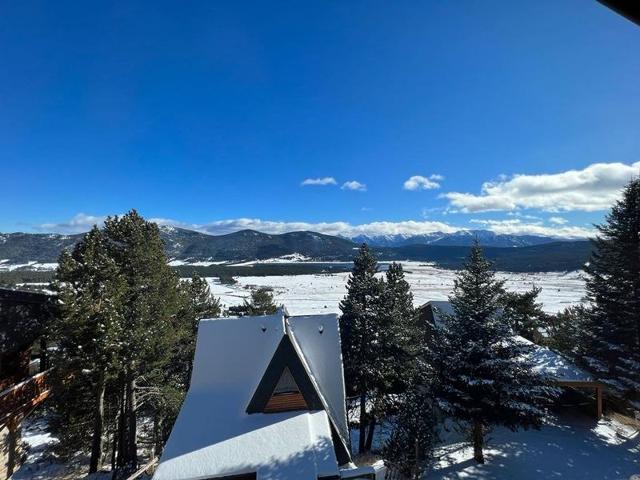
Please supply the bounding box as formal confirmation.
[153,308,352,480]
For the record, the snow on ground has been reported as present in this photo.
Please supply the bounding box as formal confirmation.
[430,412,639,479]
[10,415,68,480]
[231,253,314,265]
[12,414,150,480]
[167,259,229,266]
[207,262,585,316]
[0,260,58,272]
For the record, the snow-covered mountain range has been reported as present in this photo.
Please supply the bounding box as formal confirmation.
[0,227,589,272]
[349,230,568,248]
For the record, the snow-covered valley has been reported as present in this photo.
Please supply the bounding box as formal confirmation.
[206,261,586,315]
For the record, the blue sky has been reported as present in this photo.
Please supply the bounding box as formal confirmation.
[1,1,639,237]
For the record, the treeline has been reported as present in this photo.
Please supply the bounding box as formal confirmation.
[338,178,640,478]
[48,210,279,478]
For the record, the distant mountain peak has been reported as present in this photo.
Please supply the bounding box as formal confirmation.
[347,229,570,248]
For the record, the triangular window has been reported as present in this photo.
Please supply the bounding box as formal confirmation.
[264,367,308,412]
[273,367,299,395]
[246,336,323,414]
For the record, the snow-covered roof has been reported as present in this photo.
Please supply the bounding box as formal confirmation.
[153,309,350,480]
[516,335,594,382]
[420,301,594,383]
[287,314,350,446]
[425,300,454,327]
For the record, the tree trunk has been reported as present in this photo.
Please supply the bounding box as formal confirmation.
[413,439,421,480]
[153,414,163,458]
[115,379,127,478]
[358,392,367,454]
[124,370,138,472]
[364,415,376,451]
[89,370,106,474]
[110,418,118,474]
[473,421,484,464]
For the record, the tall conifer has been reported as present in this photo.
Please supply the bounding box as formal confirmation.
[339,244,383,454]
[583,178,640,400]
[437,243,555,463]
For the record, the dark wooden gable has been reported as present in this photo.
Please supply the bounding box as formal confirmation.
[246,335,323,414]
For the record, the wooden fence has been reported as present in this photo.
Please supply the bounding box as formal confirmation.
[0,369,51,427]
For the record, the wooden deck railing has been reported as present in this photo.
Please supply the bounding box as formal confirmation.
[125,457,158,480]
[0,369,51,426]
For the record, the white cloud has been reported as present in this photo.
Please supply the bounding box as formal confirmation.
[39,214,594,239]
[403,175,441,191]
[38,213,109,234]
[429,174,445,181]
[190,218,457,237]
[341,180,367,191]
[443,161,640,212]
[301,177,337,186]
[469,219,592,238]
[507,212,542,221]
[549,216,568,225]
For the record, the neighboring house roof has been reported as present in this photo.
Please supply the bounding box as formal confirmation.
[516,335,594,383]
[418,301,593,384]
[153,309,351,480]
[419,300,454,328]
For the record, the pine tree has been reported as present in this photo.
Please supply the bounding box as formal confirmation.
[436,242,555,463]
[583,178,640,400]
[500,286,546,342]
[339,244,383,454]
[174,274,222,388]
[52,227,126,473]
[102,210,182,477]
[244,287,278,315]
[364,262,418,450]
[182,273,222,332]
[544,305,588,355]
[50,210,196,476]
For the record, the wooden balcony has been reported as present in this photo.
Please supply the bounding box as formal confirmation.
[0,370,51,427]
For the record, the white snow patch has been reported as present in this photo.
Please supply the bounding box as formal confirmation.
[0,261,58,272]
[430,413,639,479]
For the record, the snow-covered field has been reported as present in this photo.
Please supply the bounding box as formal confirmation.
[0,259,58,271]
[431,412,639,479]
[207,262,586,315]
[11,262,595,480]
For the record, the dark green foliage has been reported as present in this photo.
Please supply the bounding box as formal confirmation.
[544,305,588,355]
[181,273,222,332]
[370,263,420,421]
[339,244,383,454]
[228,287,279,316]
[582,178,640,399]
[500,287,547,342]
[383,380,437,480]
[172,274,222,387]
[50,211,221,477]
[339,245,382,394]
[51,226,127,471]
[246,287,279,315]
[436,243,556,463]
